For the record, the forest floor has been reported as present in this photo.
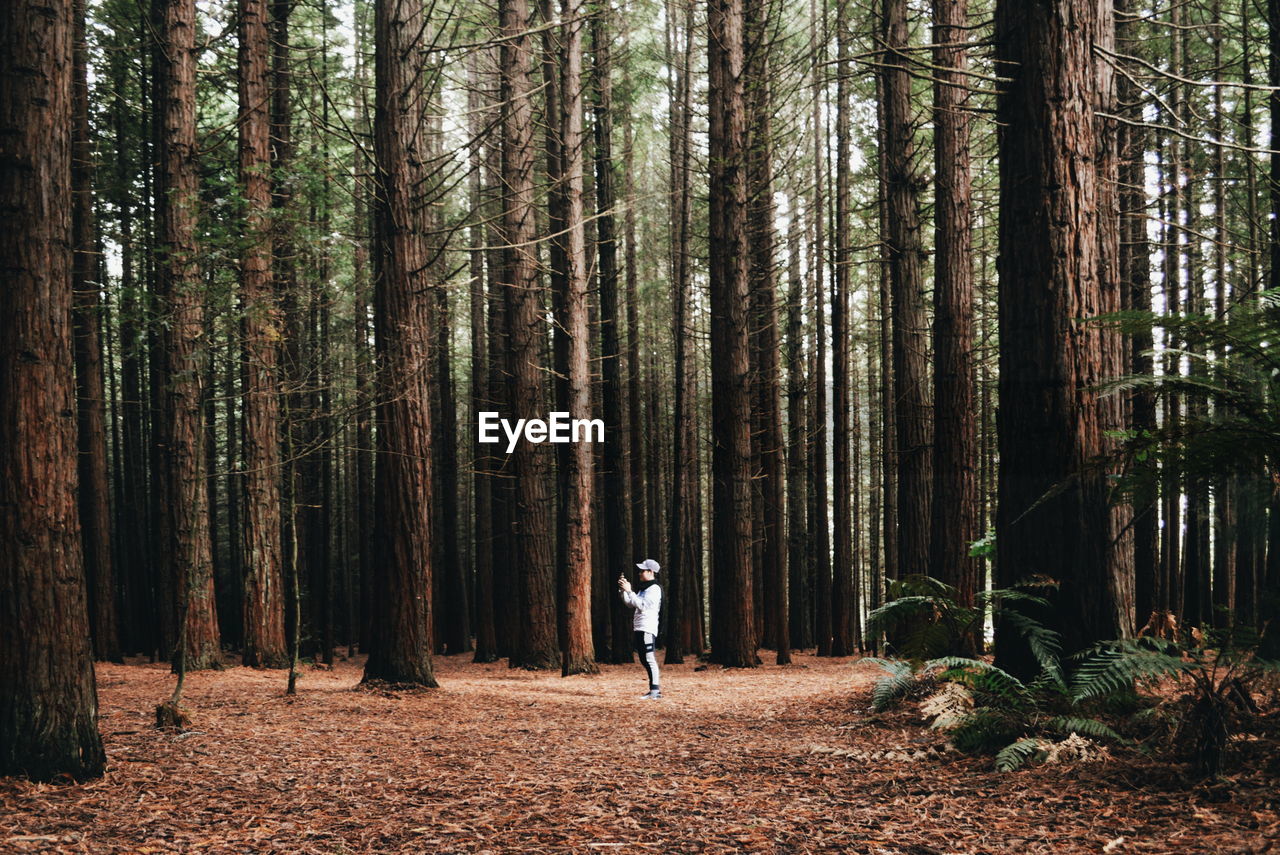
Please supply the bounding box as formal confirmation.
[2,652,1278,854]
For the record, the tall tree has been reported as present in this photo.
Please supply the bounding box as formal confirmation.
[929,0,978,611]
[830,0,855,657]
[745,0,788,663]
[467,53,499,664]
[785,194,810,652]
[558,0,598,676]
[593,10,634,665]
[238,0,288,668]
[0,0,107,780]
[154,0,221,670]
[708,0,757,667]
[882,0,932,585]
[72,0,121,662]
[502,0,558,670]
[664,0,701,663]
[994,0,1133,675]
[808,0,832,655]
[363,0,438,686]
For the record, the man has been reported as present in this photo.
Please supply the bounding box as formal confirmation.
[619,559,662,699]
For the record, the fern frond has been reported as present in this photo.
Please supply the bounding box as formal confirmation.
[1071,642,1193,703]
[929,656,1030,703]
[866,596,946,634]
[865,658,916,712]
[995,738,1044,772]
[1047,716,1127,744]
[996,609,1064,686]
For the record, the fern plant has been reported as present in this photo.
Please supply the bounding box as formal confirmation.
[1099,292,1280,653]
[864,646,1126,770]
[1071,631,1280,776]
[866,573,1059,663]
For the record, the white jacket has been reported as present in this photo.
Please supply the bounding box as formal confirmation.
[622,584,662,635]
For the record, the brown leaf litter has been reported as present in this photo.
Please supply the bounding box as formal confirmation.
[1,652,1277,853]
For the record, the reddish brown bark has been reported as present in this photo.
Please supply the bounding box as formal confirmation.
[72,0,121,663]
[592,16,634,665]
[154,0,220,671]
[557,0,597,676]
[745,0,787,664]
[502,0,558,670]
[708,0,758,667]
[238,0,288,669]
[883,0,932,586]
[363,0,437,687]
[928,0,978,612]
[0,0,106,780]
[994,0,1133,674]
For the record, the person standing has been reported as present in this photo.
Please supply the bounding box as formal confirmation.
[619,559,662,699]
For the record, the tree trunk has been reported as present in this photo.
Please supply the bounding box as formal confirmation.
[883,0,932,586]
[0,0,107,779]
[115,106,153,655]
[664,0,700,664]
[558,0,597,676]
[808,0,832,655]
[238,0,289,668]
[994,0,1132,676]
[830,0,855,658]
[708,0,757,667]
[929,0,978,619]
[154,0,221,671]
[785,192,809,655]
[592,15,634,665]
[72,0,121,663]
[467,53,499,663]
[363,0,438,687]
[745,0,788,664]
[502,0,558,670]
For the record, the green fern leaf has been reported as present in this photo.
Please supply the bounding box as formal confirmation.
[995,738,1043,772]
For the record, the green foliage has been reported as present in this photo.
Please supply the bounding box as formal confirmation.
[1071,633,1280,776]
[1098,293,1280,501]
[864,587,1137,772]
[1045,716,1125,743]
[864,658,917,712]
[866,574,1057,663]
[968,532,995,559]
[994,738,1044,772]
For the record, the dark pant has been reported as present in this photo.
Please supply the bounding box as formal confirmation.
[633,631,660,690]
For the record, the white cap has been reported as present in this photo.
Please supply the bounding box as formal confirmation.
[636,558,660,573]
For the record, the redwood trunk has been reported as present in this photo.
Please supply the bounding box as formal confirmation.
[72,0,121,663]
[363,0,438,686]
[929,0,978,613]
[558,0,597,676]
[238,0,288,668]
[593,16,634,664]
[883,0,932,585]
[831,0,854,657]
[0,0,107,779]
[994,0,1132,675]
[502,0,558,670]
[154,0,221,670]
[708,0,757,667]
